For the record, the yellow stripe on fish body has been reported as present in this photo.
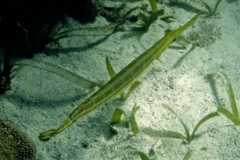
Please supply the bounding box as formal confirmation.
[39,14,199,141]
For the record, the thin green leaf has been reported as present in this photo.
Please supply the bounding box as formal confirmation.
[183,150,192,160]
[218,106,240,125]
[135,151,150,160]
[210,72,240,125]
[200,0,222,15]
[191,112,219,141]
[106,56,125,100]
[129,105,140,135]
[160,15,175,23]
[106,56,116,78]
[110,108,127,125]
[124,81,141,100]
[149,0,158,13]
[142,128,185,139]
[212,0,222,14]
[139,12,158,29]
[200,0,213,13]
[159,131,186,139]
[119,92,125,100]
[15,59,101,90]
[112,149,150,160]
[162,104,190,139]
[219,72,239,118]
[156,9,164,16]
[139,12,149,26]
[149,12,158,24]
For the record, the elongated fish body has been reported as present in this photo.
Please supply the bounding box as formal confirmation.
[39,15,199,141]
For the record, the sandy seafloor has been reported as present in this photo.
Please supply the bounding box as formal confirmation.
[1,0,240,159]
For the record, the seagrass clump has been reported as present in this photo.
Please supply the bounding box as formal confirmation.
[0,119,36,160]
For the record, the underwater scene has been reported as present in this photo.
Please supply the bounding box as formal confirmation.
[0,0,240,159]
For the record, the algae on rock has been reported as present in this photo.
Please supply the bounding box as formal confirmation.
[0,119,36,160]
